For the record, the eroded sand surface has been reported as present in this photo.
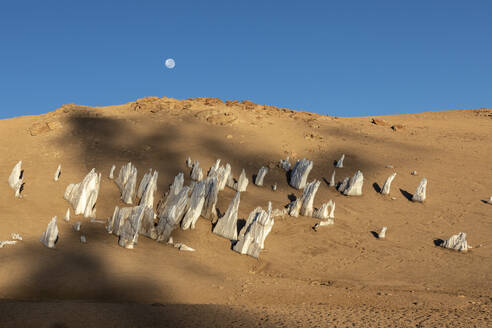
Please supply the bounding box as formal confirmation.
[0,98,491,327]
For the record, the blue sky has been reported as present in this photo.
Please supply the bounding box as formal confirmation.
[0,1,490,119]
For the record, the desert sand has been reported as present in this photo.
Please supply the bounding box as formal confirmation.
[0,97,491,327]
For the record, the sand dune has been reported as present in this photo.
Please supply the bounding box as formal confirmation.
[0,97,491,327]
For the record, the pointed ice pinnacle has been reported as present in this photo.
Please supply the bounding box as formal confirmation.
[40,216,58,248]
[233,169,249,192]
[441,232,469,252]
[190,161,204,181]
[289,159,313,190]
[254,167,268,186]
[412,178,427,202]
[64,208,70,222]
[337,177,349,192]
[174,243,195,252]
[279,157,291,171]
[313,200,335,220]
[186,157,192,168]
[8,161,23,198]
[118,205,145,249]
[139,206,157,239]
[213,191,241,240]
[336,154,345,168]
[73,221,81,232]
[181,180,206,230]
[288,180,321,217]
[201,175,219,220]
[157,172,184,216]
[378,227,387,239]
[109,165,116,179]
[54,164,61,181]
[208,159,221,177]
[156,186,190,242]
[342,170,364,196]
[64,169,101,218]
[138,169,158,209]
[381,173,397,195]
[233,203,274,258]
[329,170,336,187]
[114,162,138,204]
[216,163,231,191]
[106,206,132,235]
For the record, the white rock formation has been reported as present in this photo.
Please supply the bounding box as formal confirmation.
[378,226,387,239]
[279,157,291,171]
[254,167,268,186]
[412,178,427,202]
[234,169,249,192]
[118,205,145,249]
[381,173,397,195]
[181,180,206,230]
[40,216,58,248]
[329,170,336,187]
[289,159,313,189]
[73,221,81,232]
[64,208,70,222]
[156,186,190,242]
[213,191,240,240]
[300,180,321,217]
[174,243,195,252]
[441,232,469,252]
[109,165,116,179]
[233,203,274,258]
[64,169,101,218]
[190,161,203,181]
[138,169,158,209]
[139,206,157,239]
[342,170,364,196]
[54,164,61,181]
[201,176,219,220]
[8,161,23,198]
[336,154,345,168]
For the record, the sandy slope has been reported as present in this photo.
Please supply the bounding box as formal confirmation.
[0,97,491,327]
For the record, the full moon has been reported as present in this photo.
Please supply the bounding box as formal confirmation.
[165,58,175,69]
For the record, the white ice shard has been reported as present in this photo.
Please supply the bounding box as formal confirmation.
[289,159,313,189]
[313,203,329,219]
[138,169,158,209]
[64,168,101,218]
[272,183,277,191]
[313,200,335,227]
[157,172,184,216]
[174,243,195,252]
[213,191,240,240]
[54,164,61,181]
[233,203,274,258]
[208,159,221,177]
[190,161,204,181]
[441,232,469,252]
[234,169,249,192]
[64,208,70,222]
[201,175,219,220]
[336,154,345,168]
[40,216,58,248]
[381,173,397,195]
[299,180,321,217]
[342,170,364,196]
[412,178,427,202]
[114,162,138,204]
[10,233,22,241]
[181,180,206,230]
[118,205,145,249]
[328,200,335,219]
[139,206,157,239]
[216,163,231,191]
[329,170,336,187]
[337,177,349,192]
[109,165,116,179]
[488,196,492,205]
[378,226,387,239]
[8,161,23,198]
[279,157,291,171]
[186,157,192,168]
[254,167,268,186]
[73,221,81,232]
[80,235,87,243]
[106,206,132,235]
[287,197,302,217]
[156,186,190,242]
